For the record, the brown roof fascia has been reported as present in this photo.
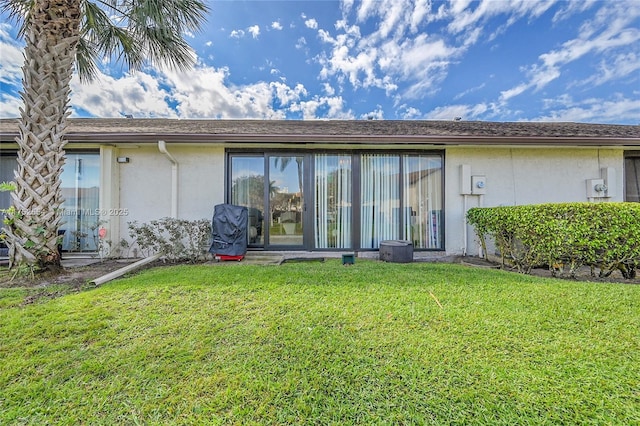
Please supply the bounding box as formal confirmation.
[1,130,639,147]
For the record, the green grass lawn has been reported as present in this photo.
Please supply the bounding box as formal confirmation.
[1,260,639,425]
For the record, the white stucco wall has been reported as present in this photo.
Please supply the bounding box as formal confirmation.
[100,144,224,249]
[445,147,625,256]
[99,144,627,257]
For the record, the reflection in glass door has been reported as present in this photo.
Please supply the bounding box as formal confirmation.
[230,156,265,246]
[269,155,304,247]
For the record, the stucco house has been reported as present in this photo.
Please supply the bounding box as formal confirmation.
[1,118,639,259]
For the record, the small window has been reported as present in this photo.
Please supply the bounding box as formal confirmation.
[625,153,640,202]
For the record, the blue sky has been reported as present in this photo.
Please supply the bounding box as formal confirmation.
[0,0,639,123]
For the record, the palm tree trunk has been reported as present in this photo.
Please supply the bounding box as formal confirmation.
[5,0,81,269]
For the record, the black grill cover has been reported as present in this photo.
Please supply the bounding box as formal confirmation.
[209,204,248,256]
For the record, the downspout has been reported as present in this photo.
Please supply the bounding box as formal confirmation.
[462,194,468,256]
[158,140,178,218]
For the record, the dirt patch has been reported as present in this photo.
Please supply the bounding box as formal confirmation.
[0,258,177,305]
[2,255,637,305]
[0,259,132,289]
[458,256,640,285]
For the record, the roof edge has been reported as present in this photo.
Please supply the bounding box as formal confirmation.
[1,131,639,147]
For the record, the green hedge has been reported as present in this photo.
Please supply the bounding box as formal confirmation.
[127,218,211,262]
[466,203,640,279]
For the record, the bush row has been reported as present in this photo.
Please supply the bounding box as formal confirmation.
[466,203,640,279]
[127,218,211,262]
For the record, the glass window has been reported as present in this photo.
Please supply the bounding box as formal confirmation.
[59,153,100,252]
[1,153,101,253]
[403,155,443,249]
[360,154,400,249]
[0,156,15,249]
[315,154,352,248]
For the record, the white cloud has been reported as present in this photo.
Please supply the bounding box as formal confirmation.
[446,0,556,35]
[0,92,22,118]
[377,33,458,98]
[453,83,486,101]
[271,81,307,106]
[535,94,640,123]
[500,83,528,102]
[317,0,461,100]
[165,65,281,119]
[410,0,431,33]
[398,106,422,119]
[305,18,318,30]
[376,1,408,39]
[69,71,176,118]
[341,0,355,16]
[360,105,384,120]
[552,0,598,23]
[295,37,307,49]
[62,55,355,120]
[449,0,474,16]
[356,0,377,22]
[291,95,354,120]
[425,103,489,121]
[271,21,283,30]
[0,24,23,87]
[320,43,379,89]
[500,1,640,101]
[229,29,244,38]
[578,52,640,87]
[248,25,260,39]
[323,83,335,96]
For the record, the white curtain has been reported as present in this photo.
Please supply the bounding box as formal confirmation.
[315,155,352,248]
[360,154,399,248]
[403,156,442,249]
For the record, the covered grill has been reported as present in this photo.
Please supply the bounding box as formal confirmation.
[209,204,248,261]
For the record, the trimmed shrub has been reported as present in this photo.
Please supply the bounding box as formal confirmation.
[128,218,211,262]
[467,203,640,279]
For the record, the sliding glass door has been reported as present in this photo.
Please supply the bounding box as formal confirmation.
[269,155,305,247]
[230,156,266,246]
[229,154,306,248]
[403,155,443,249]
[360,154,400,248]
[228,151,443,251]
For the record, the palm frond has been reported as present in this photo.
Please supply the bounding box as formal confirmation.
[6,0,209,81]
[124,0,208,70]
[78,0,209,80]
[0,0,33,36]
